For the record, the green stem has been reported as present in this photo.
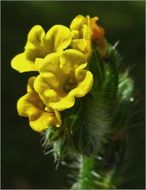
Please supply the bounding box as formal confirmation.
[78,155,95,189]
[72,155,116,189]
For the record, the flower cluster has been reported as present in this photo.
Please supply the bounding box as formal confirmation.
[11,15,105,132]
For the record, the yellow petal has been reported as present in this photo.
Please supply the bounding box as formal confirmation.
[49,94,75,111]
[71,39,88,52]
[70,15,91,40]
[27,76,36,93]
[70,15,92,59]
[27,25,45,46]
[29,112,58,132]
[24,48,43,62]
[11,53,37,73]
[75,63,87,82]
[39,52,61,74]
[40,72,60,88]
[43,25,72,53]
[34,75,60,106]
[24,25,46,61]
[71,70,93,97]
[17,77,44,120]
[60,49,87,74]
[81,24,91,40]
[70,15,85,30]
[44,89,59,102]
[11,26,46,73]
[17,92,43,120]
[35,58,44,70]
[72,30,80,39]
[71,39,91,58]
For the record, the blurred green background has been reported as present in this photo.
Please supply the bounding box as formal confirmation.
[2,1,145,189]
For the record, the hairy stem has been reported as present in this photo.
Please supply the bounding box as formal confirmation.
[71,154,117,189]
[78,155,95,189]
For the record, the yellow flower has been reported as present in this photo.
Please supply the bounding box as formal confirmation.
[17,77,62,132]
[11,25,72,73]
[34,49,93,111]
[70,15,106,57]
[70,15,91,58]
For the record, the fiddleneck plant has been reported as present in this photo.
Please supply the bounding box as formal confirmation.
[11,15,134,189]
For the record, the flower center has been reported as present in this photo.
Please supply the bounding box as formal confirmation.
[63,78,77,93]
